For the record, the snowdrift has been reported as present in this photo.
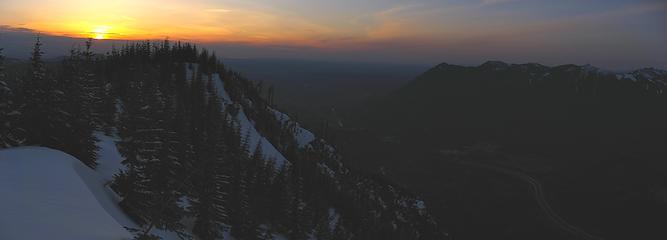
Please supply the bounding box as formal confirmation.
[0,147,133,240]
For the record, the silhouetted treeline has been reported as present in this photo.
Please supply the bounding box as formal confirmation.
[0,39,447,240]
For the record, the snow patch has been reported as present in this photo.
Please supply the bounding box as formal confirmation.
[328,208,340,232]
[207,70,287,168]
[211,73,231,103]
[236,108,288,168]
[618,73,637,82]
[0,147,133,240]
[294,128,316,148]
[318,163,336,178]
[415,200,426,210]
[94,132,125,182]
[269,108,316,148]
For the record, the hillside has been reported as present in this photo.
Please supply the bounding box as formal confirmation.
[340,61,667,240]
[364,61,667,152]
[0,41,447,240]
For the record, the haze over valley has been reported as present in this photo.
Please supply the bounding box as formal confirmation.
[1,1,666,240]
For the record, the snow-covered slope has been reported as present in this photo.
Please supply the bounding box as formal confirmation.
[187,65,289,168]
[0,135,191,240]
[234,107,288,167]
[95,133,126,182]
[0,147,133,240]
[207,68,316,168]
[616,68,667,94]
[270,108,315,148]
[0,131,291,240]
[211,73,232,103]
[209,73,289,168]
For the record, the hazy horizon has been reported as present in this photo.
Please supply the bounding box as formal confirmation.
[2,0,666,70]
[0,29,664,73]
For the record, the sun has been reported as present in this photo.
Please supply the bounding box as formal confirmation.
[90,26,110,40]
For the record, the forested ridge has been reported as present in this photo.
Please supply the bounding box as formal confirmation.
[341,61,667,240]
[0,39,447,240]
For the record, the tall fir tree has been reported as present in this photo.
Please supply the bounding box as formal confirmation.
[248,143,276,224]
[80,39,108,130]
[269,164,290,228]
[115,80,186,238]
[22,38,71,152]
[313,213,334,240]
[191,83,231,240]
[61,47,99,167]
[227,128,257,239]
[142,87,187,237]
[188,70,207,154]
[0,48,25,147]
[22,38,50,145]
[287,164,309,240]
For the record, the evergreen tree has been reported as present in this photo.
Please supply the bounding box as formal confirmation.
[191,85,230,240]
[0,48,4,78]
[115,81,186,237]
[331,220,349,240]
[314,213,333,240]
[61,47,99,168]
[98,79,118,134]
[143,88,187,236]
[81,39,113,131]
[241,143,276,239]
[82,39,103,118]
[287,165,308,240]
[22,38,71,152]
[189,70,207,151]
[0,48,25,147]
[268,164,290,228]
[22,38,50,145]
[227,129,256,239]
[248,144,275,224]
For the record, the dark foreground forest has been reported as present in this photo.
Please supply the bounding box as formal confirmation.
[0,40,447,240]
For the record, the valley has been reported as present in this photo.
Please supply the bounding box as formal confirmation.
[1,1,665,239]
[261,60,667,240]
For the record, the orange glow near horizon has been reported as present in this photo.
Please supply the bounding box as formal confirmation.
[90,26,109,40]
[1,0,666,70]
[0,0,349,46]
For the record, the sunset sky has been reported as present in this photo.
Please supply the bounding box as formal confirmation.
[1,0,665,69]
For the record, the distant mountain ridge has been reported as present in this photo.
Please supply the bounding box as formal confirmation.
[366,60,667,152]
[345,60,667,240]
[408,60,667,104]
[435,60,667,89]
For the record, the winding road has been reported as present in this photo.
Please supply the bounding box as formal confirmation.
[443,153,603,240]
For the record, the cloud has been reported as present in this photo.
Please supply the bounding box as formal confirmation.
[205,8,232,13]
[480,0,521,6]
[0,25,38,33]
